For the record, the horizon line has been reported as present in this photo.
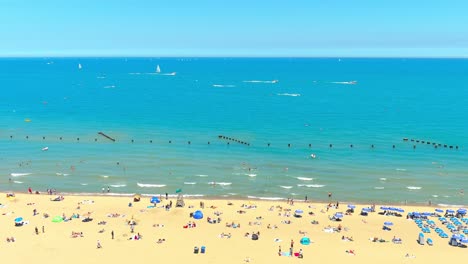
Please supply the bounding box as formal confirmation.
[0,55,468,59]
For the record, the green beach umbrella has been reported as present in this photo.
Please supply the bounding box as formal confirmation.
[176,188,182,193]
[52,216,63,223]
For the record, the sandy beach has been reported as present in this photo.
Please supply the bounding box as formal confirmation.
[1,192,466,263]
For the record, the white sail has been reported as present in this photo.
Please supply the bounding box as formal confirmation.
[156,65,161,73]
[78,63,82,70]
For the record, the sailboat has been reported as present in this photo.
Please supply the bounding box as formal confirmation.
[156,65,161,73]
[78,63,82,70]
[154,65,176,76]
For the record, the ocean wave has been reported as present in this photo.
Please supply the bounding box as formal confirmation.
[10,173,31,177]
[13,181,23,184]
[330,81,357,85]
[297,177,313,181]
[279,185,293,189]
[407,186,422,190]
[212,84,236,88]
[137,183,167,188]
[379,178,387,181]
[277,93,301,97]
[104,85,116,89]
[208,182,232,186]
[374,187,385,190]
[243,80,278,84]
[396,168,407,171]
[184,182,197,185]
[246,174,257,177]
[195,174,208,177]
[100,175,110,178]
[129,72,142,75]
[228,193,237,195]
[247,195,284,200]
[110,184,126,188]
[432,195,439,198]
[80,183,88,186]
[56,173,70,176]
[298,184,325,188]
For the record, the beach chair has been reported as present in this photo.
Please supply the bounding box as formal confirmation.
[201,246,206,254]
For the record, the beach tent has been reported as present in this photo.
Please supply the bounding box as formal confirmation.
[193,210,203,220]
[14,217,23,223]
[300,237,311,245]
[150,196,160,204]
[52,216,63,223]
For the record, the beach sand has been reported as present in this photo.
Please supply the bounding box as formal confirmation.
[0,193,465,263]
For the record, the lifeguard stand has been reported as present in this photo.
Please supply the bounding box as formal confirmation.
[176,193,185,207]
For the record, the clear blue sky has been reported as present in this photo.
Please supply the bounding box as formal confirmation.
[0,0,467,57]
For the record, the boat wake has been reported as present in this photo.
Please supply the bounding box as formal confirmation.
[277,93,301,97]
[213,84,236,88]
[10,173,31,177]
[137,183,167,188]
[243,80,278,84]
[330,81,357,85]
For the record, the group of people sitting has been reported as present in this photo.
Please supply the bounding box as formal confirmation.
[225,222,241,228]
[128,233,142,240]
[341,235,354,242]
[71,231,84,238]
[207,217,221,224]
[183,221,197,228]
[6,237,16,242]
[218,232,232,238]
[156,238,166,244]
[392,236,403,244]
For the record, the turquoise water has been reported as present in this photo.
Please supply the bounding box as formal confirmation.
[0,58,466,205]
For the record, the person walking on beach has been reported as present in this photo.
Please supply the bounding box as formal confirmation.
[107,186,110,193]
[35,227,39,235]
[97,240,102,249]
[165,192,168,200]
[111,230,114,239]
[328,192,332,199]
[42,226,45,233]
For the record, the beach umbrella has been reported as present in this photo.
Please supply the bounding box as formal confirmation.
[457,208,467,215]
[193,210,203,220]
[389,207,398,211]
[150,196,160,204]
[446,209,455,214]
[435,209,444,213]
[14,217,23,223]
[176,188,182,193]
[334,213,343,218]
[396,208,405,213]
[460,238,468,244]
[384,221,394,226]
[362,208,371,212]
[295,209,304,215]
[347,204,356,209]
[380,206,389,210]
[422,212,432,217]
[300,237,311,245]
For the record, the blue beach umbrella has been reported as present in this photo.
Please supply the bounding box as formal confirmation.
[396,208,405,213]
[384,221,394,226]
[457,208,467,214]
[334,213,343,218]
[389,207,398,211]
[14,217,23,223]
[380,206,389,210]
[435,209,444,213]
[362,208,371,212]
[347,204,356,209]
[295,209,304,215]
[422,212,432,217]
[446,209,455,214]
[150,196,160,204]
[460,238,468,243]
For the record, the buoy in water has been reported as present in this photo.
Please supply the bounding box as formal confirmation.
[310,154,316,159]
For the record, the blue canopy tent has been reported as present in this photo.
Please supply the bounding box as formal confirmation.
[300,237,311,245]
[193,210,204,220]
[347,204,356,209]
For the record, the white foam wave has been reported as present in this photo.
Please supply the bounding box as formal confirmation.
[277,93,301,97]
[379,178,387,181]
[243,80,278,84]
[396,168,407,171]
[298,184,325,188]
[184,182,197,185]
[110,184,126,188]
[129,72,141,75]
[208,182,232,186]
[56,173,69,176]
[432,195,439,198]
[280,185,293,189]
[407,186,422,190]
[80,183,88,186]
[246,174,257,177]
[104,85,116,89]
[212,84,236,88]
[330,81,357,85]
[137,183,167,188]
[297,177,313,181]
[195,174,208,177]
[247,195,284,200]
[13,181,23,184]
[100,175,110,178]
[374,187,385,190]
[10,173,31,177]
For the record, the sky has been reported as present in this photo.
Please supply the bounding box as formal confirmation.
[0,0,467,57]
